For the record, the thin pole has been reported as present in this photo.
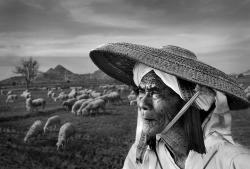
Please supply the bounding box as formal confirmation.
[160,91,201,135]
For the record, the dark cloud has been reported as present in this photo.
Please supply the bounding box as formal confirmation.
[87,0,250,32]
[0,0,147,37]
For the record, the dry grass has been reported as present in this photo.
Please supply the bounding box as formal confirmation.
[0,86,250,168]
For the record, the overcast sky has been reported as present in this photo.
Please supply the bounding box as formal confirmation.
[0,0,250,80]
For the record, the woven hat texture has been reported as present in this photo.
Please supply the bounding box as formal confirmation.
[89,42,250,110]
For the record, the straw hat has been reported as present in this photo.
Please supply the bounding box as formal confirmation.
[89,42,250,110]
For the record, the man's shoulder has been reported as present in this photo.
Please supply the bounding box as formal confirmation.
[218,142,250,156]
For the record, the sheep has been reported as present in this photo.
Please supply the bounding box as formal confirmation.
[54,94,69,102]
[127,91,137,105]
[26,96,46,112]
[76,98,94,115]
[1,90,5,95]
[82,99,107,115]
[20,90,31,99]
[68,89,77,99]
[62,98,77,111]
[47,90,55,98]
[6,90,13,96]
[78,89,88,95]
[71,99,88,114]
[99,85,109,90]
[89,92,102,98]
[246,92,250,101]
[56,122,76,150]
[76,94,89,100]
[106,91,123,105]
[43,116,61,133]
[24,120,44,144]
[6,94,18,103]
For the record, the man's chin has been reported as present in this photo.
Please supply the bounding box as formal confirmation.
[142,126,161,136]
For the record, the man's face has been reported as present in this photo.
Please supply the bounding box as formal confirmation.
[138,71,183,136]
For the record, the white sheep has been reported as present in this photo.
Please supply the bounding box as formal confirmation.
[71,99,88,114]
[6,90,13,96]
[89,91,102,98]
[62,98,77,111]
[106,91,123,105]
[68,89,77,99]
[56,122,76,150]
[43,116,61,133]
[6,94,18,103]
[26,96,46,112]
[82,99,107,115]
[76,94,89,100]
[47,90,55,98]
[76,98,94,115]
[24,120,44,144]
[20,90,31,99]
[1,90,5,95]
[54,94,69,102]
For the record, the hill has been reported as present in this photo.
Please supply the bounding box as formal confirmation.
[0,65,115,85]
[243,69,250,76]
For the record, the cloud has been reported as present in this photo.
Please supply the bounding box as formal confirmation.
[0,0,250,80]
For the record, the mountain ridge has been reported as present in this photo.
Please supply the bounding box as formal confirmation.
[0,65,114,85]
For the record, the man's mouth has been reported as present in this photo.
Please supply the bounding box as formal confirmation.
[142,118,155,122]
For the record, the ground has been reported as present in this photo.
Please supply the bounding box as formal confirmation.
[0,86,250,169]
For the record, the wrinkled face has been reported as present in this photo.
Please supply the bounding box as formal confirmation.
[138,71,183,136]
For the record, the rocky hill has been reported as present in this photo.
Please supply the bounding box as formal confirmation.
[0,65,114,85]
[243,69,250,75]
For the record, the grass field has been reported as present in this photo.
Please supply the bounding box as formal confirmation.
[0,85,250,169]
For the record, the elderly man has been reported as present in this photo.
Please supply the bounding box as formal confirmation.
[89,43,250,169]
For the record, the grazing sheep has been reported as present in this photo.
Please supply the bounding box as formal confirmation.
[20,90,31,99]
[68,89,77,99]
[76,98,94,115]
[24,120,44,144]
[78,89,87,95]
[56,123,76,150]
[6,91,13,96]
[62,98,77,111]
[47,90,55,98]
[89,92,102,98]
[43,116,61,133]
[107,91,123,105]
[246,93,250,101]
[54,94,69,102]
[82,99,107,115]
[1,90,5,95]
[244,85,250,93]
[99,85,109,90]
[6,94,18,103]
[71,99,88,114]
[26,96,46,112]
[76,94,89,100]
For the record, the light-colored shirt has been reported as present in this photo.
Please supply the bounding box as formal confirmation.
[123,133,250,169]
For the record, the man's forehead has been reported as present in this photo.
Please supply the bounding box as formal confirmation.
[139,71,165,88]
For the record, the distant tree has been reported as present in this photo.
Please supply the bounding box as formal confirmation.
[13,57,40,89]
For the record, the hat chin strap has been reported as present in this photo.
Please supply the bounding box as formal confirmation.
[160,91,201,135]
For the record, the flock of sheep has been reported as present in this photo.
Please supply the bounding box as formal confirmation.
[23,115,76,150]
[2,84,134,115]
[1,84,140,151]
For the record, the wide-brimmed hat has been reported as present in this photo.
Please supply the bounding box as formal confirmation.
[89,42,250,110]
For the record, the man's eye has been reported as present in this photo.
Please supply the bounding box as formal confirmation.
[139,89,145,94]
[153,91,160,97]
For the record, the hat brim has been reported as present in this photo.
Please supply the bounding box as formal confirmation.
[89,42,250,110]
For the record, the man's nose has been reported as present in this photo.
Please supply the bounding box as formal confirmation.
[139,93,152,111]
